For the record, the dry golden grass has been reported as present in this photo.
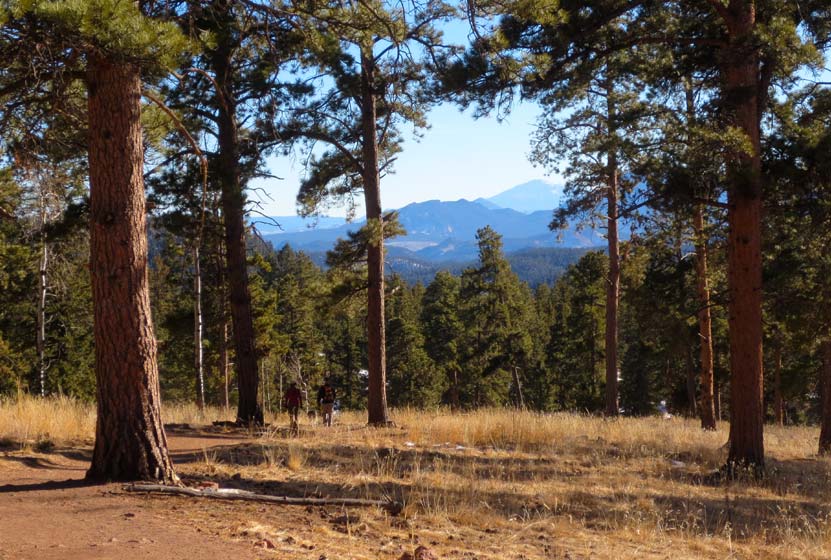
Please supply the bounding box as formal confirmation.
[0,394,95,447]
[3,397,831,558]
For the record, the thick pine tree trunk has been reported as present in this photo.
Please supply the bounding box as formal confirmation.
[694,204,717,430]
[361,52,390,426]
[721,3,765,472]
[818,341,831,454]
[85,54,177,483]
[604,157,620,417]
[213,16,260,423]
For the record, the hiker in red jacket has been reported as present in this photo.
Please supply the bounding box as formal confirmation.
[283,381,303,434]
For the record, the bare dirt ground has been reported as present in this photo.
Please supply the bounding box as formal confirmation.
[2,414,831,560]
[0,427,539,560]
[0,432,267,560]
[0,425,667,560]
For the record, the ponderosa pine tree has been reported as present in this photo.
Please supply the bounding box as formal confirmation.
[459,227,534,407]
[386,276,443,407]
[449,0,831,472]
[421,271,464,408]
[292,0,453,424]
[531,42,650,416]
[545,251,607,411]
[154,0,309,421]
[0,0,187,482]
[765,86,831,452]
[637,66,725,429]
[268,245,327,395]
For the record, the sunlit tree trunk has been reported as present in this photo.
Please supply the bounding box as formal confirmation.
[215,239,231,411]
[720,4,766,472]
[693,203,717,430]
[360,50,390,426]
[85,54,176,483]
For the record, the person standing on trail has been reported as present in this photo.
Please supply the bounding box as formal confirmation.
[317,380,336,427]
[283,381,303,433]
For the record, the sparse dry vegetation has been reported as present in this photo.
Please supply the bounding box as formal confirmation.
[3,397,831,558]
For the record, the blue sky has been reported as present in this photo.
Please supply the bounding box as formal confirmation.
[252,100,558,218]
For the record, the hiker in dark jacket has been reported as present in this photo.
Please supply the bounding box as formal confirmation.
[317,380,336,427]
[283,381,303,433]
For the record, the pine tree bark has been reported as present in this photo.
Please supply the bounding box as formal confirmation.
[85,54,176,483]
[361,51,390,426]
[694,203,717,430]
[212,7,260,423]
[719,1,765,473]
[818,340,831,454]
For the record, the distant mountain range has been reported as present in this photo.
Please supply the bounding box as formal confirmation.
[258,180,605,264]
[252,180,607,285]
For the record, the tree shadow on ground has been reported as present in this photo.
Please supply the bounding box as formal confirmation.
[0,477,96,493]
[667,455,831,503]
[165,429,831,543]
[0,450,87,471]
[171,441,586,482]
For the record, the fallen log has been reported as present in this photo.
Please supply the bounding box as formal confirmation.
[124,483,402,515]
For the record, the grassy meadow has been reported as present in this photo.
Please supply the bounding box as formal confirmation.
[2,396,831,558]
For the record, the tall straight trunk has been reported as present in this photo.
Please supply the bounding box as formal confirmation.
[720,2,765,472]
[604,115,620,415]
[193,245,205,410]
[213,15,259,423]
[215,239,230,411]
[685,80,717,431]
[361,51,389,426]
[819,341,831,454]
[85,54,176,483]
[36,213,48,397]
[694,203,717,430]
[773,343,784,426]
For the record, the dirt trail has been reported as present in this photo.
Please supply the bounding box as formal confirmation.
[0,433,270,560]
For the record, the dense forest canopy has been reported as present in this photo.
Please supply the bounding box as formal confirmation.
[0,0,830,479]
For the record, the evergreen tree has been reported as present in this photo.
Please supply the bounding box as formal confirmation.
[459,227,533,407]
[292,0,453,425]
[421,270,464,408]
[546,252,607,411]
[0,0,188,482]
[386,276,443,407]
[151,0,309,423]
[269,245,327,400]
[449,0,831,472]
